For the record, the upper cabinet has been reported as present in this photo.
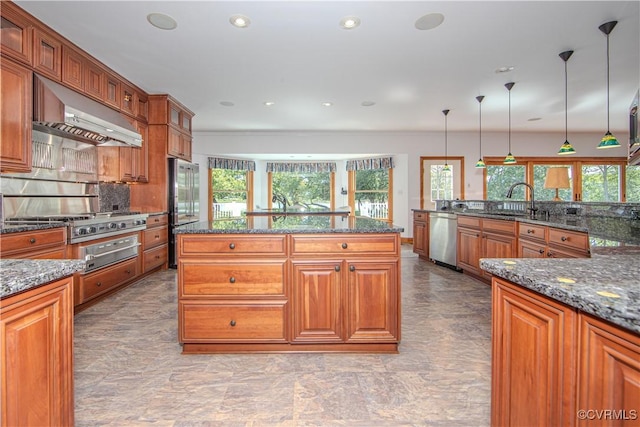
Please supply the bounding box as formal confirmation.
[31,27,62,80]
[0,3,32,65]
[61,45,84,91]
[0,57,32,173]
[149,95,194,161]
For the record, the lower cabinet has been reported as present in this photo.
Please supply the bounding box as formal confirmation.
[1,276,74,427]
[142,213,168,274]
[412,210,429,260]
[74,257,139,306]
[518,223,590,258]
[177,232,401,353]
[0,226,67,259]
[492,276,640,426]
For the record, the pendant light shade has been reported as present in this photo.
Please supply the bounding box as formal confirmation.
[597,20,621,149]
[442,109,451,172]
[503,82,517,164]
[475,95,486,168]
[558,50,576,155]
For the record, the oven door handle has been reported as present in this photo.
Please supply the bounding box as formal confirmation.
[84,243,141,260]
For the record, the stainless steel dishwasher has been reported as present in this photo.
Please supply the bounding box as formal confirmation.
[429,211,458,268]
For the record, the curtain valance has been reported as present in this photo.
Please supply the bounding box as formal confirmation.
[266,162,337,173]
[346,156,395,171]
[208,157,256,171]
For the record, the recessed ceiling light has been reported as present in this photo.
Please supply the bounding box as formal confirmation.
[220,101,235,107]
[264,101,275,106]
[361,101,376,107]
[495,66,515,74]
[528,117,542,122]
[340,16,361,30]
[230,15,250,28]
[321,102,333,107]
[147,13,177,30]
[415,13,444,30]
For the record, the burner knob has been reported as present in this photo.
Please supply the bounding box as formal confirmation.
[119,222,127,229]
[108,222,117,229]
[89,226,97,233]
[78,227,88,235]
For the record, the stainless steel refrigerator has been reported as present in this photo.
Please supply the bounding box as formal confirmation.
[168,158,200,268]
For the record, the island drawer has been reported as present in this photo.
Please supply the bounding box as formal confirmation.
[1,227,66,256]
[179,260,286,297]
[143,225,168,250]
[179,302,286,341]
[518,223,547,242]
[413,211,427,221]
[548,228,589,252]
[482,219,516,235]
[179,235,286,256]
[290,234,399,256]
[457,216,481,229]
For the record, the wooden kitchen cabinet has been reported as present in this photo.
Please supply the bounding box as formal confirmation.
[412,210,429,260]
[61,44,84,91]
[1,276,74,427]
[0,226,67,259]
[0,57,32,173]
[31,27,62,81]
[74,256,138,307]
[142,213,168,273]
[492,276,577,427]
[577,314,640,427]
[97,119,147,183]
[149,94,194,161]
[0,2,33,65]
[518,223,590,258]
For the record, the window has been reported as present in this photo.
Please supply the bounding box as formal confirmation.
[626,165,640,202]
[431,165,453,201]
[208,157,255,221]
[485,164,526,200]
[533,164,573,201]
[581,163,620,202]
[352,168,391,221]
[267,162,336,211]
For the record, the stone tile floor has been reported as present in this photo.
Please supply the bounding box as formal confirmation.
[74,245,492,426]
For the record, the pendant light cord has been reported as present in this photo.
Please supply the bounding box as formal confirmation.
[479,99,482,157]
[508,89,511,152]
[564,58,568,141]
[606,32,611,132]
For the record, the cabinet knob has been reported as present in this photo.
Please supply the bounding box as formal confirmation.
[29,238,36,244]
[547,252,553,257]
[155,235,160,239]
[230,320,236,327]
[527,229,534,234]
[229,243,235,249]
[334,265,340,272]
[561,236,568,242]
[229,277,236,283]
[96,282,102,287]
[349,265,356,272]
[126,269,131,274]
[341,243,348,249]
[538,249,544,254]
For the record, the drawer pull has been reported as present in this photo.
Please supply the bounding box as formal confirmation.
[126,269,131,274]
[29,238,36,244]
[155,235,160,239]
[341,243,348,249]
[229,277,236,283]
[229,320,236,327]
[154,218,160,223]
[527,229,534,234]
[155,255,160,259]
[547,252,554,258]
[96,282,102,287]
[349,265,356,272]
[561,236,568,242]
[229,243,235,249]
[334,265,340,272]
[539,249,545,254]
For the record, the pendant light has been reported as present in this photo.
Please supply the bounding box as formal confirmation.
[503,82,516,164]
[442,109,451,172]
[475,95,486,168]
[597,20,620,149]
[558,50,576,155]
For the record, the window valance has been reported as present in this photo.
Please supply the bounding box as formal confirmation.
[208,157,256,171]
[266,162,337,173]
[346,156,395,171]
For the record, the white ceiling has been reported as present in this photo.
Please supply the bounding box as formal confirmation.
[16,1,640,136]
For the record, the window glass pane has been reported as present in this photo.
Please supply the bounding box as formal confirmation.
[486,165,526,200]
[430,165,453,202]
[272,171,331,210]
[533,164,573,201]
[212,169,248,219]
[581,164,621,202]
[627,165,640,202]
[354,169,389,219]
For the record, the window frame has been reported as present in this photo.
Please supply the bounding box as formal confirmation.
[347,167,393,223]
[267,171,336,211]
[208,168,254,221]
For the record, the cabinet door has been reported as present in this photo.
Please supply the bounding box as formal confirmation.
[492,277,577,427]
[518,238,547,258]
[32,28,62,80]
[104,73,121,109]
[413,220,427,257]
[345,260,399,342]
[482,232,516,279]
[0,4,33,64]
[121,83,136,117]
[1,277,74,427]
[291,261,343,343]
[61,45,84,91]
[457,227,482,276]
[0,58,32,173]
[577,314,640,427]
[168,126,182,158]
[97,146,120,182]
[84,59,105,100]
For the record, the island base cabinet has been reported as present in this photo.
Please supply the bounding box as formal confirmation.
[492,277,577,427]
[1,277,74,427]
[577,314,640,427]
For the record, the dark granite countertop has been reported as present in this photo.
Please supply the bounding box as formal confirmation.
[1,221,67,234]
[1,259,85,299]
[480,256,640,335]
[174,215,404,234]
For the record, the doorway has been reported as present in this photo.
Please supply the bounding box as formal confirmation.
[420,156,465,210]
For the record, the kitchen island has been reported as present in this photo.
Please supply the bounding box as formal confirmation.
[480,256,640,426]
[174,215,403,353]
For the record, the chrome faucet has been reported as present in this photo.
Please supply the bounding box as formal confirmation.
[505,182,538,218]
[271,193,289,212]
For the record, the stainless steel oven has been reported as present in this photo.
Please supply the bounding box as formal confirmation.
[79,234,140,273]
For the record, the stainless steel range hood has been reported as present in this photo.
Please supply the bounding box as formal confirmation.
[33,74,142,147]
